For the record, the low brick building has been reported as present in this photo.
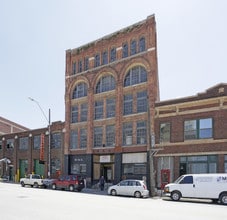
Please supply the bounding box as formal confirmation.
[0,116,28,135]
[154,83,227,189]
[0,121,65,181]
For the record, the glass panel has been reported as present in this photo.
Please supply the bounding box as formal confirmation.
[123,94,133,115]
[70,130,78,149]
[199,118,212,138]
[136,121,147,144]
[106,125,115,147]
[160,123,170,143]
[80,103,88,122]
[80,129,87,148]
[137,90,147,113]
[94,127,103,147]
[106,98,115,118]
[94,101,103,120]
[139,37,146,52]
[184,120,197,140]
[123,122,133,145]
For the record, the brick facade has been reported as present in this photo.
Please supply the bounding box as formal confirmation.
[0,116,29,135]
[0,121,65,180]
[65,15,159,187]
[154,83,227,188]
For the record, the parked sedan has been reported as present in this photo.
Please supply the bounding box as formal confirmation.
[108,179,149,198]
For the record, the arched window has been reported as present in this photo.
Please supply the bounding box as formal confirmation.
[102,51,108,65]
[110,48,116,62]
[122,43,128,58]
[72,82,88,99]
[124,66,147,87]
[139,37,146,52]
[130,40,137,55]
[95,54,100,67]
[96,75,116,93]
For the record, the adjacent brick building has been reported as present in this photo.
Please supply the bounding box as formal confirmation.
[154,83,227,189]
[64,15,159,187]
[0,121,65,181]
[0,116,28,135]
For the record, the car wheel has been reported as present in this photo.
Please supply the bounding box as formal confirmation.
[219,193,227,205]
[134,191,141,198]
[69,185,74,191]
[33,182,38,188]
[111,189,117,196]
[171,191,181,201]
[52,184,57,190]
[21,181,25,187]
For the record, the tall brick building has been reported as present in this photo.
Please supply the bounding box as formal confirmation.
[64,15,159,186]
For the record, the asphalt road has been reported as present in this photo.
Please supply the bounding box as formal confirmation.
[0,182,227,220]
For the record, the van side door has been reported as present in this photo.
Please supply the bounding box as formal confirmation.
[178,175,195,198]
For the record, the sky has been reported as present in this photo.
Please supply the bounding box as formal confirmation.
[0,0,226,129]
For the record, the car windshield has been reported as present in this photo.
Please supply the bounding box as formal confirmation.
[174,175,184,183]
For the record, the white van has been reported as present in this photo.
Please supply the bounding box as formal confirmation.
[164,173,227,205]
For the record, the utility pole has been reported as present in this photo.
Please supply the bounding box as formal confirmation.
[28,97,51,178]
[147,96,156,197]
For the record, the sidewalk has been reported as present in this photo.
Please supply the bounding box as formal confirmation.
[82,187,108,195]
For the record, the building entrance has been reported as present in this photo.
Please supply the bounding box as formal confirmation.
[100,164,113,183]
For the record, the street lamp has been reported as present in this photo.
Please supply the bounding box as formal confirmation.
[28,97,51,178]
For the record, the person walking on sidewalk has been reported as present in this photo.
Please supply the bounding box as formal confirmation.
[99,176,105,191]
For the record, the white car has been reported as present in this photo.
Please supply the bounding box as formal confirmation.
[108,179,149,198]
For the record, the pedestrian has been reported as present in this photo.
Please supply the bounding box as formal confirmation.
[99,176,105,191]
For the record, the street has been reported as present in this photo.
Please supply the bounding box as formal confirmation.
[0,182,227,220]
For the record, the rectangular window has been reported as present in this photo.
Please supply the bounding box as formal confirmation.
[51,133,61,149]
[0,141,2,150]
[137,90,147,113]
[70,130,78,149]
[33,135,41,149]
[106,125,115,147]
[160,123,170,143]
[6,139,14,149]
[123,94,133,115]
[80,103,88,122]
[123,122,133,146]
[51,158,61,175]
[19,137,29,150]
[184,118,213,140]
[94,127,103,148]
[71,105,78,123]
[123,164,146,175]
[224,155,227,173]
[137,121,147,144]
[106,98,115,118]
[94,100,103,120]
[80,129,87,148]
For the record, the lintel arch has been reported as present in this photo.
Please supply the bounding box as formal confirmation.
[119,57,151,87]
[71,77,90,99]
[92,68,118,94]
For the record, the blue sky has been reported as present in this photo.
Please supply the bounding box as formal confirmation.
[0,0,226,129]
